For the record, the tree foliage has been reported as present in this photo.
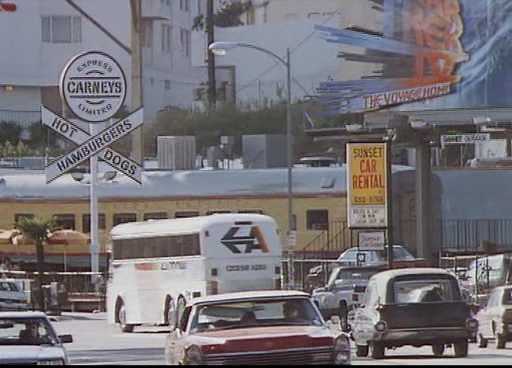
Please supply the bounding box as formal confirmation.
[145,103,336,159]
[193,0,253,31]
[15,217,56,311]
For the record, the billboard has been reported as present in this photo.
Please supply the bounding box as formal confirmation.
[316,0,512,115]
[347,143,388,228]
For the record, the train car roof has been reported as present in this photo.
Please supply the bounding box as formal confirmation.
[0,166,414,201]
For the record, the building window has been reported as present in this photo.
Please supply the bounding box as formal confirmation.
[53,214,76,230]
[180,0,190,11]
[113,213,137,226]
[161,24,172,53]
[141,19,153,48]
[41,15,82,43]
[144,212,168,221]
[14,214,35,225]
[164,80,171,90]
[82,214,106,233]
[306,210,329,231]
[180,28,191,56]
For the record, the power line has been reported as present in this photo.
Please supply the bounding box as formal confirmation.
[237,9,342,96]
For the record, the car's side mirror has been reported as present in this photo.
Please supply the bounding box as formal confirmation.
[58,334,73,344]
[359,304,366,309]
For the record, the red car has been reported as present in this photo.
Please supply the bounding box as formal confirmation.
[165,290,351,365]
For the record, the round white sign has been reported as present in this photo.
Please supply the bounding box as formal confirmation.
[60,51,127,123]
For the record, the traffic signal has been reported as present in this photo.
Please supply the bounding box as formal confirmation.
[0,2,17,12]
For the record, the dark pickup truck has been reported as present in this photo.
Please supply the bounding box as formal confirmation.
[351,268,478,359]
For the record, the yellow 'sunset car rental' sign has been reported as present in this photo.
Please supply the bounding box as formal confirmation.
[347,143,388,228]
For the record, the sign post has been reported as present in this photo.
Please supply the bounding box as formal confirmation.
[43,51,143,280]
[347,141,393,267]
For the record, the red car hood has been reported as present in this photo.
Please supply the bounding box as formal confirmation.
[190,325,335,354]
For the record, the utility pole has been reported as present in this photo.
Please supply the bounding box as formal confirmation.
[207,0,217,111]
[130,0,144,162]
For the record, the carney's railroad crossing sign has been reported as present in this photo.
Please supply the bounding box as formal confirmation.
[43,51,143,184]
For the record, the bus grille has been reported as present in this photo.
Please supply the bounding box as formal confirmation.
[204,347,333,365]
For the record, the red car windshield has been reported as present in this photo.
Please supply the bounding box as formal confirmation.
[189,298,323,333]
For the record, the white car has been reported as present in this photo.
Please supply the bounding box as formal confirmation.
[0,311,73,365]
[336,245,415,267]
[0,279,29,311]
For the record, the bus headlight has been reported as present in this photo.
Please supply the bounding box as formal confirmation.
[184,345,203,365]
[333,335,351,365]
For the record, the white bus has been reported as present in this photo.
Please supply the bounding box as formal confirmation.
[106,214,282,332]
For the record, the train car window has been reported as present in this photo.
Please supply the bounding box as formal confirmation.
[144,212,168,221]
[307,210,329,231]
[14,214,34,225]
[53,214,76,230]
[82,214,106,233]
[175,211,199,218]
[113,213,137,226]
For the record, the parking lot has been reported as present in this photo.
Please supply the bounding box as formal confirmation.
[50,312,512,365]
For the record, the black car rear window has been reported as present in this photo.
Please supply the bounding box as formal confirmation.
[389,274,461,304]
[504,289,512,305]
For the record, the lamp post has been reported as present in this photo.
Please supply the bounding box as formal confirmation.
[209,42,295,288]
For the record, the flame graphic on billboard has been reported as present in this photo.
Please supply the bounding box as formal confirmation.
[316,0,471,114]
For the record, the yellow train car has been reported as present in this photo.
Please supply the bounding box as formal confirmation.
[0,166,416,270]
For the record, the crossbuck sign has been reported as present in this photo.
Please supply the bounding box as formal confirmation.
[43,51,143,184]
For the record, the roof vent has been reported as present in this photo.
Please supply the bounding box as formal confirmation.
[320,176,336,189]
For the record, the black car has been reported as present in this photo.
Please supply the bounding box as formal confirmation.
[351,268,478,359]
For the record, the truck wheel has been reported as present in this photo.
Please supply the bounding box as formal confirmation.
[432,344,445,357]
[356,344,369,357]
[478,334,488,348]
[496,333,506,349]
[453,340,468,357]
[117,302,134,333]
[371,342,385,359]
[338,301,348,331]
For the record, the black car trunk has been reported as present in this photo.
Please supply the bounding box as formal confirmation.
[379,301,470,329]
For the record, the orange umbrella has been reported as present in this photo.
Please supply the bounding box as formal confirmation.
[11,233,34,246]
[0,229,21,245]
[47,229,90,246]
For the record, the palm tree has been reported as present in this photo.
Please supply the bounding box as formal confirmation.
[15,217,55,311]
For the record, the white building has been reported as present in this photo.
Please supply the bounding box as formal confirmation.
[0,0,203,127]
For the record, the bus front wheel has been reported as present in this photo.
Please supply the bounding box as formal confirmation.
[117,301,134,333]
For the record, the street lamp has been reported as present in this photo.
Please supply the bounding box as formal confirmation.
[209,41,296,288]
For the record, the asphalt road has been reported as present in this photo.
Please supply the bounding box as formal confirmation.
[51,313,512,365]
